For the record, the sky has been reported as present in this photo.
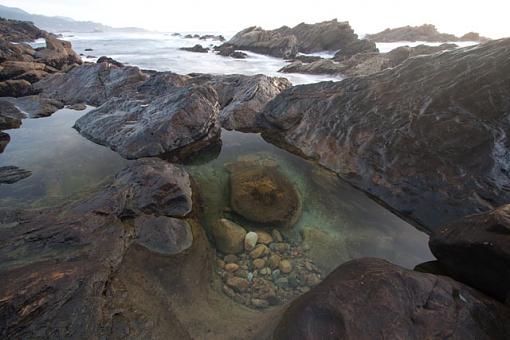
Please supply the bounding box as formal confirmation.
[2,0,509,38]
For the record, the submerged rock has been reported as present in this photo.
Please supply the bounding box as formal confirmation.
[212,218,247,254]
[0,165,31,184]
[227,162,302,228]
[0,95,64,117]
[274,258,510,339]
[430,204,510,302]
[134,215,193,255]
[259,38,510,229]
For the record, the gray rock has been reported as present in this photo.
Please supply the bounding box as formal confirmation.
[0,95,63,117]
[134,215,193,255]
[34,36,82,70]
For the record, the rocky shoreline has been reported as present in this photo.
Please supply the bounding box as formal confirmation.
[1,17,510,339]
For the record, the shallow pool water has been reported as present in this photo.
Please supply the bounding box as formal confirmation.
[187,129,433,272]
[0,107,128,208]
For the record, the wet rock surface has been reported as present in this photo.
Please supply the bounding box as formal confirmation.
[227,162,302,228]
[223,19,376,59]
[0,95,64,117]
[274,258,510,340]
[259,38,510,230]
[180,44,209,53]
[366,23,490,42]
[430,204,510,302]
[0,100,24,129]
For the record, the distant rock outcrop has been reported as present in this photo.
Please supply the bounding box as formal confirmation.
[366,24,490,42]
[259,38,510,230]
[0,17,46,42]
[180,44,209,53]
[221,19,377,59]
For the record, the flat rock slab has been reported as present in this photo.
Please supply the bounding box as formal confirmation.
[0,95,63,118]
[0,165,31,184]
[0,99,24,130]
[134,215,193,255]
[227,162,302,228]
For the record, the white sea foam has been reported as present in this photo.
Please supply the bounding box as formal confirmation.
[376,41,479,53]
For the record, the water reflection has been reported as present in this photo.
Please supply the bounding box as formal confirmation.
[0,107,129,208]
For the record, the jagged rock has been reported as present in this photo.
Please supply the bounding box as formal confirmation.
[366,24,488,42]
[180,44,209,53]
[134,215,193,255]
[206,74,292,131]
[0,95,63,117]
[0,61,56,82]
[68,102,86,110]
[259,39,510,229]
[35,63,148,106]
[34,36,82,70]
[0,100,24,129]
[279,59,344,75]
[0,165,31,184]
[224,19,376,59]
[274,258,510,339]
[74,84,220,159]
[198,34,225,42]
[430,204,510,302]
[0,79,33,97]
[226,162,302,228]
[0,18,47,42]
[97,56,124,67]
[230,51,247,59]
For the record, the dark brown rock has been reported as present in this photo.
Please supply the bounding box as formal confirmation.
[0,18,47,42]
[227,162,302,228]
[97,56,124,67]
[134,215,193,255]
[0,100,24,129]
[0,79,33,97]
[259,38,510,230]
[0,131,9,153]
[274,258,510,340]
[430,204,510,302]
[179,44,209,53]
[34,36,82,70]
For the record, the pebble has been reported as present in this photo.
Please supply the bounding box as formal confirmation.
[268,254,281,269]
[225,263,240,272]
[279,260,293,274]
[250,244,269,259]
[256,231,273,245]
[244,231,258,251]
[224,254,239,263]
[259,267,271,275]
[272,229,284,242]
[288,276,299,288]
[253,258,266,269]
[216,259,225,269]
[251,298,269,308]
[236,269,249,278]
[275,277,289,287]
[226,277,250,293]
[270,242,290,253]
[247,272,254,282]
[271,269,281,281]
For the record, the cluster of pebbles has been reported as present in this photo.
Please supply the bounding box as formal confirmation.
[213,220,323,309]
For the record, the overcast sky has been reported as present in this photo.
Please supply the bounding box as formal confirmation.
[3,0,509,38]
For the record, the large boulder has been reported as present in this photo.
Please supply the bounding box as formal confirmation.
[430,204,510,302]
[274,258,510,339]
[212,218,247,254]
[258,38,510,230]
[0,79,33,97]
[35,63,148,106]
[34,36,82,70]
[74,84,220,159]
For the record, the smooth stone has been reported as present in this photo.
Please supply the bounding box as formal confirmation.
[279,260,293,274]
[216,259,225,269]
[256,231,273,245]
[275,277,289,288]
[253,258,266,269]
[223,254,239,264]
[133,215,193,255]
[225,263,240,272]
[244,231,258,251]
[268,254,281,269]
[270,243,290,253]
[226,277,249,293]
[249,244,269,259]
[272,229,284,242]
[251,298,269,308]
[271,269,281,281]
[212,218,247,254]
